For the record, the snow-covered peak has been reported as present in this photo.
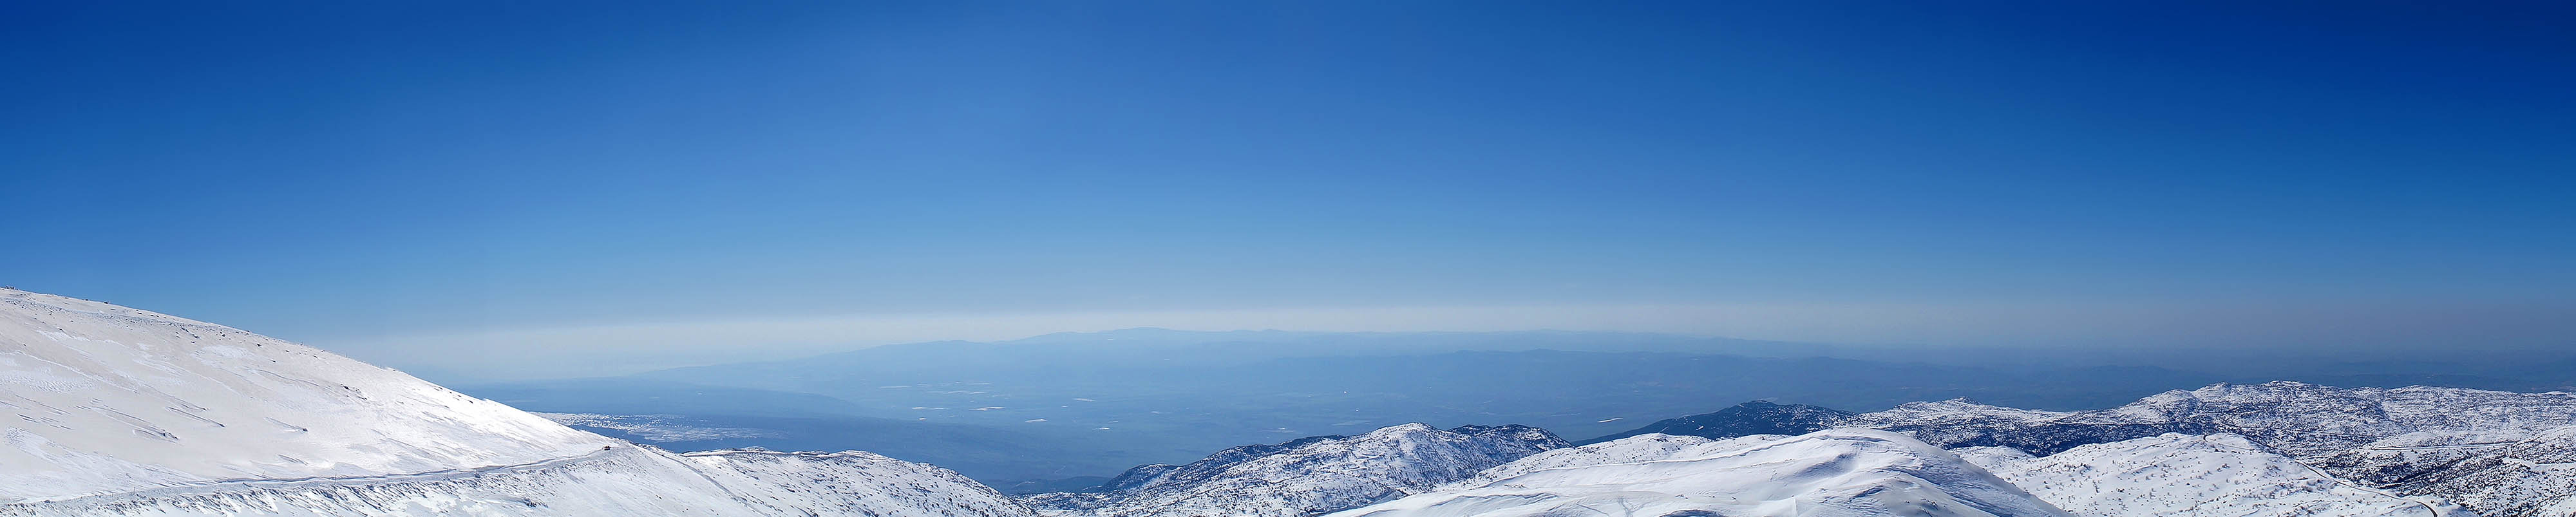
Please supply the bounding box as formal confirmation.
[1330,428,2070,517]
[1022,423,1566,517]
[0,290,610,502]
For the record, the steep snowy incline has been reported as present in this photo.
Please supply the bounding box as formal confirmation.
[1328,429,2070,517]
[0,289,610,502]
[0,288,1039,516]
[1955,433,2464,517]
[1023,423,1566,517]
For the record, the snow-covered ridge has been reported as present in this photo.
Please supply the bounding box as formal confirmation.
[1330,429,2072,517]
[1565,382,2576,516]
[1846,382,2576,459]
[1023,422,1566,517]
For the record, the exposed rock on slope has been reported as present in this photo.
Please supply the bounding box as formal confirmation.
[1023,423,1566,517]
[1329,430,2071,517]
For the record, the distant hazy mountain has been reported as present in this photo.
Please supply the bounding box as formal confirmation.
[1578,400,1855,444]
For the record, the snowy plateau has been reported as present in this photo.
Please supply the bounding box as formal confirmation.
[8,287,2576,516]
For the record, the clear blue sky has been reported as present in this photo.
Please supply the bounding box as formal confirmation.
[6,1,2571,378]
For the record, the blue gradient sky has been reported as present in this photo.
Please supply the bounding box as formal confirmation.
[6,1,2571,378]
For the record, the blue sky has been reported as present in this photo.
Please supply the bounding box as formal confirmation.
[5,1,2571,378]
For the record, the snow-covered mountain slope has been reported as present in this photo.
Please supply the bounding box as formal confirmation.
[0,289,610,502]
[1833,382,2576,517]
[1329,429,2070,517]
[1023,423,1566,517]
[2386,424,2576,517]
[1955,433,2465,517]
[1449,433,1781,487]
[0,445,1032,517]
[1577,400,1853,445]
[1844,382,2576,461]
[0,289,1034,516]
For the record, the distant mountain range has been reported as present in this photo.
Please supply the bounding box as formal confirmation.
[1014,380,2562,516]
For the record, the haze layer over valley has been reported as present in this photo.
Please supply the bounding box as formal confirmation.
[462,327,2576,489]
